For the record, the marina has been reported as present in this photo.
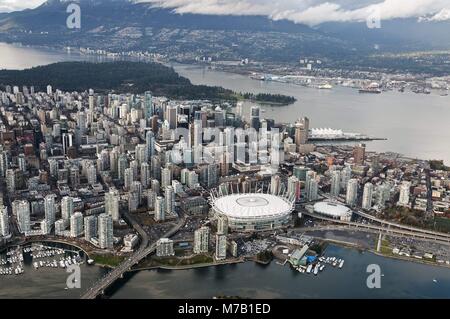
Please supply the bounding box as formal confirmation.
[289,254,346,277]
[0,243,84,277]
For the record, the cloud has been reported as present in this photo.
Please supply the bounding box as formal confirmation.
[0,0,45,12]
[139,0,450,25]
[419,7,450,21]
[1,0,450,24]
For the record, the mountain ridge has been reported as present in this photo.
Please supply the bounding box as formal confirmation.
[0,0,449,64]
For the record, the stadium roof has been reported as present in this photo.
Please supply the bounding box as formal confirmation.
[212,193,294,220]
[313,201,352,217]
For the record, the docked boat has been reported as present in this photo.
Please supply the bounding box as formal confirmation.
[359,82,382,94]
[313,265,319,276]
[318,83,333,90]
[339,260,344,269]
[306,264,313,273]
[359,87,382,94]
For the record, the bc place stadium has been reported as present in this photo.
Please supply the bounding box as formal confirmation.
[209,187,295,232]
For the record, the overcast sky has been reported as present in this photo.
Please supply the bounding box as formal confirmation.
[1,0,450,25]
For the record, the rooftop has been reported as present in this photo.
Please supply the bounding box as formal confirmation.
[212,193,294,220]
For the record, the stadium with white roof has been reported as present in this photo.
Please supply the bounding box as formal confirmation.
[210,192,295,232]
[313,201,353,221]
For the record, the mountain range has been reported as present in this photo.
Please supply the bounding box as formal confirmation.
[0,0,449,65]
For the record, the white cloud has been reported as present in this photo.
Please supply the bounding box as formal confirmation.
[1,0,450,25]
[0,0,46,12]
[419,7,450,21]
[140,0,450,25]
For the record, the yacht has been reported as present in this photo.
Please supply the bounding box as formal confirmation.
[359,82,382,94]
[313,265,319,276]
[306,264,313,273]
[318,83,333,90]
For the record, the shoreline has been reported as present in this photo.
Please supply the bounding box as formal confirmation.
[242,99,294,106]
[4,236,448,271]
[1,238,91,258]
[319,237,450,270]
[129,258,245,272]
[370,249,450,270]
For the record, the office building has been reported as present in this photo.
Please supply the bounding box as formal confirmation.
[14,200,30,234]
[194,226,210,254]
[353,144,366,165]
[330,170,341,197]
[61,196,74,226]
[140,162,150,188]
[398,181,412,206]
[86,163,97,185]
[346,179,359,206]
[144,91,153,120]
[154,196,165,221]
[44,194,56,232]
[215,234,227,261]
[270,175,282,195]
[55,219,66,236]
[287,176,301,202]
[217,215,229,235]
[295,120,308,146]
[70,212,84,238]
[167,105,177,130]
[105,188,120,221]
[98,213,113,249]
[124,167,134,191]
[0,206,10,237]
[156,238,175,257]
[161,167,172,189]
[362,183,374,210]
[84,215,97,242]
[165,186,175,215]
[6,169,15,193]
[207,163,218,188]
[307,178,319,201]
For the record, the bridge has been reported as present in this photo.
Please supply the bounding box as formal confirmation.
[300,210,450,245]
[352,210,450,240]
[81,212,186,299]
[313,193,450,240]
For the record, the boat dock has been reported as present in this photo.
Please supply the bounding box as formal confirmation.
[0,243,83,277]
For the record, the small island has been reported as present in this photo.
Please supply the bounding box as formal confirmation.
[240,92,297,105]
